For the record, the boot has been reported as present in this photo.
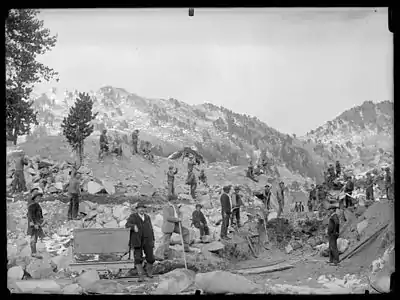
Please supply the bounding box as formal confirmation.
[30,242,42,259]
[145,263,154,278]
[136,264,145,282]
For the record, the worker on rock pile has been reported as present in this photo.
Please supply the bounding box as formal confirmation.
[327,164,335,188]
[231,186,244,228]
[344,175,354,208]
[131,129,139,155]
[384,167,392,201]
[186,169,197,200]
[308,184,317,212]
[27,190,45,258]
[220,185,232,240]
[365,172,374,201]
[263,184,272,210]
[67,171,81,220]
[316,184,327,216]
[191,204,210,241]
[98,129,109,159]
[198,169,208,186]
[276,181,285,218]
[167,166,178,200]
[125,202,155,282]
[187,155,197,174]
[335,161,341,178]
[161,198,193,259]
[11,152,28,194]
[327,207,340,266]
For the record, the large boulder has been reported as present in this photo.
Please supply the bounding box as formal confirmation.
[153,268,195,295]
[198,195,213,209]
[337,238,349,254]
[155,244,181,260]
[101,179,116,195]
[152,213,164,228]
[87,181,104,194]
[112,206,131,222]
[62,283,83,294]
[85,280,125,294]
[7,266,24,280]
[103,219,119,228]
[357,220,368,235]
[76,270,100,289]
[26,256,56,279]
[195,271,262,294]
[14,280,62,294]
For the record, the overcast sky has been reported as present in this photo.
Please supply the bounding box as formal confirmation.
[36,8,392,135]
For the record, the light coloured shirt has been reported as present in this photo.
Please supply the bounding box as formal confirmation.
[138,213,145,222]
[172,204,178,218]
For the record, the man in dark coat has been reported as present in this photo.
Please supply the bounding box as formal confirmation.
[231,186,244,227]
[12,153,28,194]
[99,129,109,159]
[131,129,139,155]
[186,170,197,199]
[220,185,232,240]
[327,164,335,188]
[308,184,317,212]
[192,204,209,240]
[335,161,341,178]
[365,172,374,201]
[384,167,392,200]
[125,202,155,282]
[263,184,272,210]
[276,181,285,218]
[327,207,340,265]
[27,190,45,258]
[67,172,81,220]
[344,176,354,208]
[198,169,208,186]
[167,166,178,200]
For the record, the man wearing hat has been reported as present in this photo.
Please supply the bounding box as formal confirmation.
[263,184,272,210]
[11,152,28,194]
[27,190,45,258]
[327,207,340,266]
[161,198,192,258]
[231,186,244,227]
[365,172,374,201]
[125,202,155,282]
[308,184,317,212]
[276,181,285,218]
[186,169,197,200]
[192,204,209,240]
[99,129,109,159]
[220,185,232,240]
[67,171,81,220]
[131,129,139,155]
[335,161,341,178]
[384,167,392,201]
[166,166,178,200]
[344,175,354,208]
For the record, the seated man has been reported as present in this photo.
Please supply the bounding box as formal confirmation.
[191,204,209,240]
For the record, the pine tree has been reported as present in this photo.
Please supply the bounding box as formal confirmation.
[61,92,98,167]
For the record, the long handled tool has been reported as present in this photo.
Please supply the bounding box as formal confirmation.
[179,221,188,269]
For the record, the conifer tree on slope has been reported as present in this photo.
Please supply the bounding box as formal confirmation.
[61,93,98,168]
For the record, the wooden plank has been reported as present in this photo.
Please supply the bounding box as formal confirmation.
[69,261,135,273]
[73,228,131,254]
[246,236,258,258]
[232,259,286,271]
[235,263,294,275]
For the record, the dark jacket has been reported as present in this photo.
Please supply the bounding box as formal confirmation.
[186,172,196,185]
[317,189,327,201]
[385,173,392,188]
[231,193,244,208]
[27,202,44,236]
[131,132,138,142]
[366,177,374,190]
[344,180,354,193]
[309,189,317,201]
[328,213,340,238]
[187,160,196,173]
[192,210,207,226]
[167,169,178,183]
[276,188,285,203]
[100,134,108,145]
[220,193,231,214]
[15,156,28,171]
[125,213,155,249]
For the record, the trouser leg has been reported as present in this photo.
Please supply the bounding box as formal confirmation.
[162,233,172,258]
[220,214,230,238]
[329,235,339,263]
[68,197,73,220]
[72,194,80,219]
[199,224,205,237]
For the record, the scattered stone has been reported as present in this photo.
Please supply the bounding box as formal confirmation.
[337,238,349,254]
[104,219,118,228]
[7,266,24,280]
[112,206,131,222]
[14,280,62,294]
[202,241,225,253]
[285,244,293,254]
[26,256,56,279]
[153,268,196,294]
[76,270,100,289]
[87,181,104,194]
[62,283,83,294]
[357,220,368,235]
[155,244,181,260]
[153,213,164,228]
[85,280,125,294]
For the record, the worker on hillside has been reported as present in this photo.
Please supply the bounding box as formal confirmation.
[67,171,81,220]
[261,158,268,174]
[308,184,317,212]
[263,184,272,210]
[12,152,28,194]
[384,167,392,201]
[161,198,193,259]
[99,129,109,159]
[112,134,123,157]
[142,141,154,162]
[191,204,210,241]
[125,202,155,282]
[327,207,340,266]
[187,155,196,174]
[344,175,354,208]
[198,169,208,186]
[365,172,374,201]
[166,166,178,200]
[27,190,45,258]
[131,129,139,155]
[186,169,197,199]
[247,160,258,181]
[327,164,335,187]
[335,161,341,178]
[231,186,244,227]
[220,185,232,240]
[276,181,285,218]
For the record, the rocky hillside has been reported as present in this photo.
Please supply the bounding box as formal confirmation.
[299,100,393,173]
[29,86,325,182]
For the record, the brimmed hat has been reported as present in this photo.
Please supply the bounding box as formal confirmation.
[279,181,284,185]
[136,202,146,209]
[31,190,43,201]
[234,186,240,191]
[264,184,271,188]
[195,203,203,208]
[169,166,174,169]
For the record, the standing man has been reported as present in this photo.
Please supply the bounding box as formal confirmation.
[276,181,285,218]
[125,202,155,282]
[335,161,341,178]
[191,204,210,240]
[327,207,340,266]
[220,185,232,240]
[198,169,208,186]
[308,184,317,212]
[327,164,335,188]
[99,129,109,159]
[263,184,272,210]
[167,166,178,200]
[131,129,139,155]
[365,172,374,201]
[161,198,192,259]
[231,186,244,227]
[27,190,45,258]
[187,155,196,174]
[186,170,197,200]
[67,171,81,220]
[384,167,392,200]
[12,152,28,194]
[344,175,354,208]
